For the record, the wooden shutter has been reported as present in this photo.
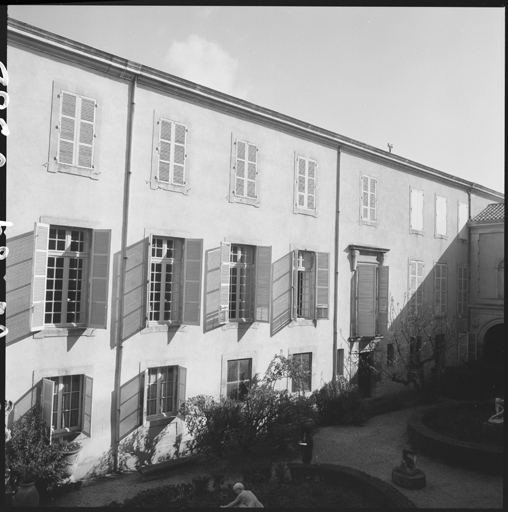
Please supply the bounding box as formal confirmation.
[158,119,172,183]
[356,264,376,337]
[204,247,221,331]
[58,91,77,165]
[219,242,231,324]
[40,378,54,441]
[336,349,344,376]
[467,332,477,361]
[369,177,377,221]
[377,266,389,335]
[77,96,96,169]
[307,160,316,210]
[246,142,257,199]
[458,202,468,240]
[411,189,423,232]
[436,196,447,236]
[254,246,272,322]
[31,222,49,332]
[173,122,187,186]
[361,176,369,219]
[315,252,329,319]
[297,157,306,207]
[82,375,93,437]
[182,239,203,325]
[88,229,111,329]
[119,373,143,440]
[270,252,294,336]
[235,140,246,197]
[177,366,187,413]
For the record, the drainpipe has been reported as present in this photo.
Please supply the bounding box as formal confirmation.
[112,74,137,472]
[465,185,473,359]
[332,147,341,381]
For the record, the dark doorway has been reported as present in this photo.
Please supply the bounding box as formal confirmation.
[483,323,504,365]
[358,352,373,398]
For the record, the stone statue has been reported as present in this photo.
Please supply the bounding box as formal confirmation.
[488,398,504,424]
[399,449,418,475]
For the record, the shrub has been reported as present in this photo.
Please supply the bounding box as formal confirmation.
[312,378,366,426]
[442,364,499,400]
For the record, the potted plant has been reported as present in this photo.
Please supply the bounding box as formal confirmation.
[56,440,82,478]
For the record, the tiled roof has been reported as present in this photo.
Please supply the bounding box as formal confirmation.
[472,203,505,222]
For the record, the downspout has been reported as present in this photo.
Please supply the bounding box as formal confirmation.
[112,74,137,472]
[465,186,473,363]
[332,147,341,381]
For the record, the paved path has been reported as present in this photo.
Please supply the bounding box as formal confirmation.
[45,403,503,508]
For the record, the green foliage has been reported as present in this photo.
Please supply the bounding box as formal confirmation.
[57,440,82,453]
[7,405,67,493]
[263,352,310,393]
[312,377,366,426]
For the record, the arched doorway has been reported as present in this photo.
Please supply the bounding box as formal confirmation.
[483,323,504,364]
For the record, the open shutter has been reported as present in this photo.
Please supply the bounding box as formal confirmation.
[467,332,477,362]
[88,229,111,329]
[307,160,316,210]
[356,264,376,337]
[297,157,306,207]
[369,178,377,221]
[219,242,231,324]
[182,239,203,325]
[315,252,329,319]
[58,91,77,165]
[31,222,49,332]
[173,123,187,186]
[204,247,221,331]
[141,369,149,426]
[270,252,294,337]
[235,140,246,197]
[158,119,172,183]
[82,375,93,437]
[377,266,389,335]
[177,366,187,413]
[77,97,96,169]
[254,246,272,322]
[119,373,143,440]
[361,176,369,219]
[41,378,54,441]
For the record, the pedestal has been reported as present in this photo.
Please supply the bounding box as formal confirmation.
[482,421,503,445]
[391,466,426,489]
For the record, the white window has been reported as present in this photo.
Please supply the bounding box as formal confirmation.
[226,359,252,400]
[147,236,203,327]
[30,223,111,331]
[458,202,469,241]
[409,260,424,314]
[150,116,189,194]
[144,365,186,420]
[291,352,312,392]
[361,175,377,224]
[294,155,317,216]
[434,263,448,316]
[435,195,447,238]
[410,188,424,233]
[229,245,255,322]
[229,138,260,206]
[296,251,315,319]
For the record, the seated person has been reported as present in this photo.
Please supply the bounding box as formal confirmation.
[221,482,264,508]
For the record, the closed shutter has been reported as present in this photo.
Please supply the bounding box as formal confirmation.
[204,247,221,331]
[219,242,231,324]
[182,239,203,325]
[122,238,148,340]
[411,189,424,231]
[436,196,447,236]
[40,378,55,441]
[177,366,187,413]
[270,252,294,336]
[173,123,187,186]
[88,229,111,329]
[356,264,376,337]
[254,246,272,322]
[58,92,77,165]
[458,202,468,240]
[82,375,93,437]
[119,373,143,440]
[77,97,96,169]
[31,223,50,332]
[336,348,344,376]
[467,332,477,362]
[377,266,389,335]
[315,252,329,319]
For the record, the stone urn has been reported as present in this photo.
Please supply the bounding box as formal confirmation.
[57,441,82,478]
[12,481,40,507]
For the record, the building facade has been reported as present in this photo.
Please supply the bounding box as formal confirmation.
[5,18,504,479]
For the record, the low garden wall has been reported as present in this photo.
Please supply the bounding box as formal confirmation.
[407,409,503,472]
[287,462,417,509]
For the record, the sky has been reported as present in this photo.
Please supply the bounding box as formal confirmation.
[7,5,505,193]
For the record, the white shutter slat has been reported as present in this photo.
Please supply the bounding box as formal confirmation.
[270,252,294,336]
[254,246,272,323]
[377,266,389,335]
[82,375,93,437]
[58,92,77,165]
[219,242,231,324]
[204,247,222,331]
[182,239,203,326]
[77,97,96,169]
[31,223,50,331]
[356,264,376,336]
[119,372,143,439]
[315,252,329,319]
[88,230,111,329]
[41,378,55,441]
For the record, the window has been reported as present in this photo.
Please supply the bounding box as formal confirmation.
[144,365,186,421]
[387,343,394,367]
[204,243,271,331]
[497,260,504,300]
[409,260,424,314]
[150,115,190,194]
[229,137,260,207]
[457,265,468,316]
[410,188,424,234]
[435,195,447,238]
[361,175,377,225]
[39,375,93,437]
[434,263,448,316]
[457,202,469,241]
[30,223,111,331]
[291,352,312,392]
[147,236,203,327]
[336,348,344,376]
[227,359,252,400]
[48,81,101,179]
[355,263,389,337]
[294,155,317,216]
[409,336,422,368]
[296,251,315,319]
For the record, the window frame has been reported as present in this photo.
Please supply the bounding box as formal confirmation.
[409,259,424,315]
[49,374,84,434]
[229,135,260,207]
[434,262,448,317]
[360,175,378,226]
[48,80,101,179]
[226,358,252,400]
[150,112,190,194]
[293,154,318,217]
[228,244,255,323]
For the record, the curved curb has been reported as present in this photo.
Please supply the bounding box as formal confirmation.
[407,408,503,472]
[287,462,417,508]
